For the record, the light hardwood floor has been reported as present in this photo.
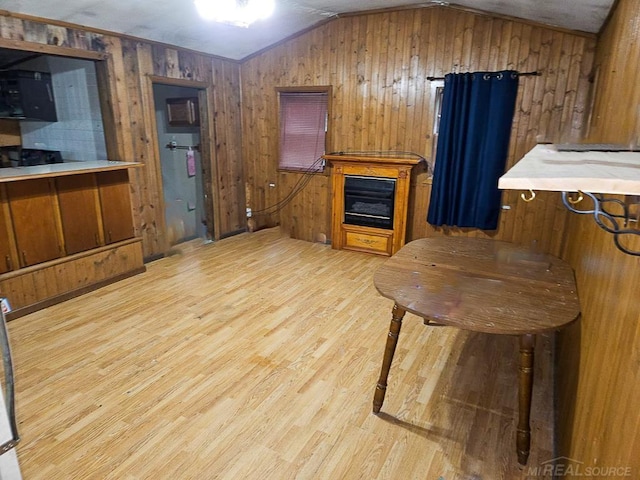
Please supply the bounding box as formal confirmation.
[7,228,554,479]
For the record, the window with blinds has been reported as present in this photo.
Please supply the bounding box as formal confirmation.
[278,90,329,172]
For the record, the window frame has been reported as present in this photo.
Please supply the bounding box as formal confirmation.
[276,86,332,174]
[430,82,445,169]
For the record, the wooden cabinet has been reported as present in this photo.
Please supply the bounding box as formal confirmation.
[0,186,18,273]
[325,155,421,256]
[57,174,102,255]
[97,170,135,244]
[1,168,136,265]
[342,226,393,255]
[7,178,63,267]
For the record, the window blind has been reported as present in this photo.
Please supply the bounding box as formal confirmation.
[279,92,328,171]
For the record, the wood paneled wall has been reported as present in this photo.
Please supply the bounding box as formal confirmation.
[557,0,640,475]
[0,12,245,259]
[240,6,596,255]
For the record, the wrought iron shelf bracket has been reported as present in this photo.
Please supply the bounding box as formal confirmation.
[561,191,640,256]
[499,144,640,257]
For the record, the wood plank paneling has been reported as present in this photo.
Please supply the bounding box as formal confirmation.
[556,0,640,476]
[211,58,245,234]
[0,239,144,313]
[0,12,245,259]
[241,7,596,255]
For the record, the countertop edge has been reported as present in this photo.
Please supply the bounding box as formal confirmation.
[0,161,142,183]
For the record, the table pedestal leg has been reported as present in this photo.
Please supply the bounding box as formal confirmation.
[373,303,406,414]
[517,333,536,465]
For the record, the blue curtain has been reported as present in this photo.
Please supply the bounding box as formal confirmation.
[427,71,519,230]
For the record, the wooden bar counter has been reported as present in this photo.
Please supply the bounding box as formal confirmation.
[0,161,145,319]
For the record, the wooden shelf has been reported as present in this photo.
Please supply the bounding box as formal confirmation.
[499,144,640,256]
[323,153,422,167]
[498,144,640,195]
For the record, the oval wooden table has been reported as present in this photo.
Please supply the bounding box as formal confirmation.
[372,237,580,465]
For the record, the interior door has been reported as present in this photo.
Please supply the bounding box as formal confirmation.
[153,84,205,247]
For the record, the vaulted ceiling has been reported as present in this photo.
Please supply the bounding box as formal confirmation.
[1,0,615,60]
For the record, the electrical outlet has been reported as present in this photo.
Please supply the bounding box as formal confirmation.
[246,207,252,218]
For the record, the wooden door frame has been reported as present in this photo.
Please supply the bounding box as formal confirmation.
[147,76,222,250]
[0,41,222,255]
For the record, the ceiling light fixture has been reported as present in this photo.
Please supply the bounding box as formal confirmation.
[194,0,275,27]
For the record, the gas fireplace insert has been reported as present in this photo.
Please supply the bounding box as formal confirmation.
[343,175,396,230]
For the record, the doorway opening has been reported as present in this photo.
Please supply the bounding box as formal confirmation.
[153,83,207,247]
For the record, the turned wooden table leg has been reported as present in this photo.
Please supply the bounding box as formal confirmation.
[373,303,406,414]
[517,333,536,465]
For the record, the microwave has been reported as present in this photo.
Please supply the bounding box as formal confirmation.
[0,70,57,122]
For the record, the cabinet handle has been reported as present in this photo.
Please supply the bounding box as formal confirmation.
[107,231,112,243]
[21,251,27,266]
[4,255,11,271]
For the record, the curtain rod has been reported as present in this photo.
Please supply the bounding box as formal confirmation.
[426,71,540,81]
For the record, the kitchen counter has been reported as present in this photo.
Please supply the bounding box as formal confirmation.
[0,161,145,318]
[0,160,141,183]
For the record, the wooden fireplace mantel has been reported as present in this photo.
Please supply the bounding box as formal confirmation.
[324,154,422,256]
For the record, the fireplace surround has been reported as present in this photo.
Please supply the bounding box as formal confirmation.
[324,154,422,256]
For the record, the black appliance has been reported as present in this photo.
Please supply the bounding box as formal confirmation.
[0,147,63,167]
[344,175,396,229]
[0,70,57,122]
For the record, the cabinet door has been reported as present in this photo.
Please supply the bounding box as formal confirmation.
[57,174,103,255]
[0,185,18,273]
[97,170,134,244]
[7,179,63,267]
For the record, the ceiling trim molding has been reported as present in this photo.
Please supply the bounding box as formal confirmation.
[240,3,596,64]
[444,4,596,38]
[598,0,621,35]
[337,3,596,39]
[239,16,335,63]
